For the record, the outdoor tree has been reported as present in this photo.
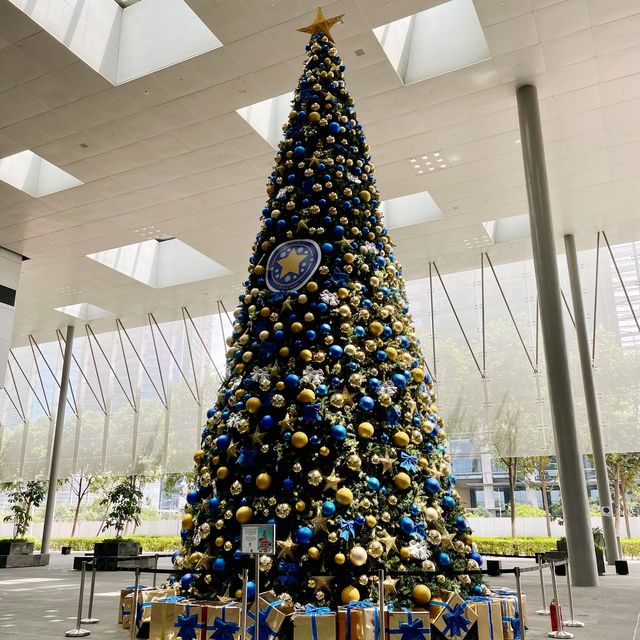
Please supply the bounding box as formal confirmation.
[520,455,556,537]
[174,13,485,609]
[607,452,640,538]
[100,476,144,538]
[2,481,47,539]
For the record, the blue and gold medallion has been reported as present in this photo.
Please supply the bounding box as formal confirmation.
[265,239,322,292]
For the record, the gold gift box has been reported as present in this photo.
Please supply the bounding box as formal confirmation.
[387,609,430,640]
[337,605,387,640]
[429,592,477,640]
[293,609,336,640]
[466,599,504,640]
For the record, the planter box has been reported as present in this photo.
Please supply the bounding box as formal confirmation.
[94,540,141,559]
[556,539,606,575]
[77,540,145,571]
[0,541,34,556]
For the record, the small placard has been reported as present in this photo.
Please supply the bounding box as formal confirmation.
[601,505,612,517]
[241,523,276,555]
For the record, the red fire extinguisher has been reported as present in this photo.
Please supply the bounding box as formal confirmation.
[550,600,563,631]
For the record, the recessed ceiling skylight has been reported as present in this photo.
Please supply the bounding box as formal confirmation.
[381,191,444,229]
[54,303,114,321]
[482,213,531,244]
[373,0,491,85]
[0,151,82,197]
[87,238,231,288]
[237,92,294,149]
[7,0,223,85]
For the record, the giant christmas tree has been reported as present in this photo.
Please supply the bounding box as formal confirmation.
[175,9,484,608]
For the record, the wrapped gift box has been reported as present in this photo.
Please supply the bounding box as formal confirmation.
[337,602,389,640]
[148,596,190,640]
[122,590,159,631]
[246,591,294,640]
[490,590,527,640]
[466,597,504,640]
[293,605,336,640]
[198,602,242,640]
[429,592,477,640]
[119,585,148,624]
[387,608,431,640]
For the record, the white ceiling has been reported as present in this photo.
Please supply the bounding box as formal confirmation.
[2,0,640,346]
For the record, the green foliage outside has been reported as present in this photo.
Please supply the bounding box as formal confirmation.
[100,476,144,538]
[31,535,181,552]
[474,536,640,558]
[2,481,47,539]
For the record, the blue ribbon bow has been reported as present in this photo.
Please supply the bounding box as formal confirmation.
[400,618,428,640]
[157,595,186,603]
[211,616,239,640]
[248,600,282,640]
[430,601,471,639]
[304,605,331,614]
[338,517,356,541]
[400,452,418,472]
[175,606,199,640]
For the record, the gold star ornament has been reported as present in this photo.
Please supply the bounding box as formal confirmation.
[297,8,345,43]
[277,248,305,277]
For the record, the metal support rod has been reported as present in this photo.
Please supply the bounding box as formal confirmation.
[378,569,386,640]
[65,559,90,637]
[514,567,527,640]
[536,555,550,615]
[517,83,598,587]
[564,233,619,565]
[591,232,601,365]
[81,561,100,624]
[254,552,260,625]
[241,568,249,640]
[563,564,584,628]
[130,568,140,640]
[548,562,573,639]
[153,554,159,588]
[41,324,75,556]
[428,262,437,381]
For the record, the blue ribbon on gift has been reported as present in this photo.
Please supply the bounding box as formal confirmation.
[388,608,430,640]
[126,585,147,590]
[494,592,525,639]
[344,600,373,640]
[248,599,282,640]
[156,595,186,603]
[466,596,496,639]
[303,604,331,640]
[210,616,239,640]
[429,601,471,639]
[136,600,153,628]
[400,452,418,472]
[338,517,356,541]
[175,605,199,640]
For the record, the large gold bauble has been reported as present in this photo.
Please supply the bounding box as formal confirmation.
[181,514,194,530]
[245,397,261,413]
[369,321,383,336]
[217,467,229,480]
[255,473,272,490]
[336,488,353,505]
[425,507,439,522]
[358,422,374,438]
[341,586,360,604]
[297,389,316,403]
[411,367,426,382]
[349,546,368,566]
[308,546,320,559]
[393,431,410,447]
[235,506,253,524]
[193,449,205,463]
[334,552,346,565]
[412,584,432,604]
[291,431,309,448]
[394,472,411,490]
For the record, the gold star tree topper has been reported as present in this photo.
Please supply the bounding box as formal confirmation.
[297,8,345,43]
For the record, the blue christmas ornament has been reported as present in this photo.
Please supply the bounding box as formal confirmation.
[295,526,313,544]
[208,497,220,512]
[425,477,440,495]
[282,478,294,491]
[469,551,484,566]
[328,121,341,134]
[181,573,194,588]
[442,495,456,509]
[367,477,380,491]
[261,415,276,430]
[212,558,226,572]
[206,408,216,419]
[392,373,407,388]
[329,345,344,359]
[186,490,199,505]
[455,516,469,531]
[216,435,230,451]
[316,384,329,396]
[247,581,256,600]
[471,585,483,596]
[293,145,305,158]
[171,551,181,563]
[322,501,336,516]
[438,552,451,567]
[331,424,347,440]
[358,395,374,411]
[399,516,415,534]
[284,374,300,389]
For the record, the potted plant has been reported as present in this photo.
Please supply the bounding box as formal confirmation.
[556,528,606,575]
[0,481,47,567]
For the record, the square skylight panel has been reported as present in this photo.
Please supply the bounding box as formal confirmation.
[55,303,114,321]
[373,0,491,85]
[381,191,444,229]
[237,92,294,149]
[0,151,82,197]
[482,213,530,244]
[87,238,231,288]
[8,0,223,85]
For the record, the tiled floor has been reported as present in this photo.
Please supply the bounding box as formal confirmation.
[0,553,637,639]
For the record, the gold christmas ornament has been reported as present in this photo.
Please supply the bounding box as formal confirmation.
[349,546,368,566]
[357,422,374,438]
[245,397,261,413]
[255,473,272,490]
[235,506,253,524]
[181,514,194,530]
[336,487,353,505]
[393,431,410,447]
[334,552,346,565]
[394,472,411,490]
[367,540,384,559]
[291,431,309,448]
[412,584,432,604]
[340,586,360,604]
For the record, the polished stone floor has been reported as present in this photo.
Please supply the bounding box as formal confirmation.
[0,553,637,639]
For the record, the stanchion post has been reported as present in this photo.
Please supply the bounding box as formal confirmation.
[81,561,100,625]
[130,567,140,640]
[536,555,550,615]
[563,564,584,628]
[378,569,386,640]
[548,561,573,639]
[241,568,249,640]
[65,560,91,637]
[153,553,159,588]
[514,567,527,640]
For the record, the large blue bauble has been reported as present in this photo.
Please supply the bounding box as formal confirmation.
[207,408,216,419]
[322,501,336,516]
[208,497,220,512]
[216,435,230,450]
[247,581,256,600]
[425,477,440,494]
[171,551,181,563]
[331,424,347,440]
[358,395,375,411]
[399,516,415,534]
[284,374,300,388]
[316,384,329,396]
[293,145,306,158]
[367,477,380,491]
[455,515,468,531]
[186,490,199,505]
[261,415,275,430]
[438,552,451,567]
[212,558,226,572]
[328,121,341,134]
[329,345,344,359]
[181,573,194,588]
[295,526,313,544]
[469,551,483,566]
[282,478,294,491]
[442,495,456,509]
[392,373,407,388]
[471,585,483,596]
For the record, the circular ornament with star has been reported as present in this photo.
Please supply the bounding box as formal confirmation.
[265,239,322,292]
